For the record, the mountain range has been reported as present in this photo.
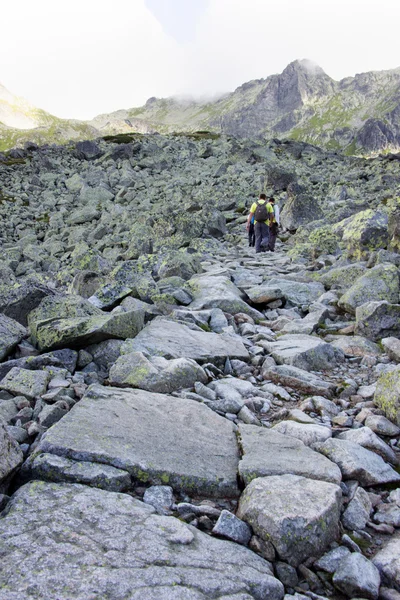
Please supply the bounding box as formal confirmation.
[1,59,400,154]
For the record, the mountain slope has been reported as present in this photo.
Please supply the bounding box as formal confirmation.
[2,60,400,154]
[90,60,400,154]
[0,83,98,152]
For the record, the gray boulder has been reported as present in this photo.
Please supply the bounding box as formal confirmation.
[337,427,398,465]
[28,295,144,351]
[341,486,372,531]
[319,263,367,292]
[263,334,344,371]
[333,552,380,599]
[338,263,400,314]
[373,531,400,590]
[75,140,103,160]
[260,278,325,308]
[355,301,400,341]
[238,425,341,485]
[262,364,336,397]
[280,185,322,231]
[109,352,208,393]
[0,314,27,361]
[374,366,400,427]
[37,384,240,498]
[0,367,50,399]
[237,474,341,567]
[187,274,264,321]
[340,209,388,260]
[0,481,284,600]
[121,317,249,366]
[313,438,400,486]
[330,335,381,358]
[0,281,57,326]
[382,337,400,362]
[272,420,332,446]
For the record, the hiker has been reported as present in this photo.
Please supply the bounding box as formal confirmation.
[246,193,274,253]
[248,213,255,247]
[267,197,279,252]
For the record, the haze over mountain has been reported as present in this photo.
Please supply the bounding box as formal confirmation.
[1,59,400,155]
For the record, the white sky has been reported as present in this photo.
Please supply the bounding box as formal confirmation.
[2,0,400,120]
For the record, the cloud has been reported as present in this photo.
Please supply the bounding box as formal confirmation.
[1,0,400,120]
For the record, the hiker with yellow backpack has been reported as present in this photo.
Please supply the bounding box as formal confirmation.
[246,193,274,253]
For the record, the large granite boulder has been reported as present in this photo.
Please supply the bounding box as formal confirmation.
[338,263,400,314]
[262,334,344,371]
[28,295,144,351]
[0,314,27,361]
[280,184,322,231]
[0,481,284,600]
[374,365,400,426]
[109,352,208,393]
[339,209,389,260]
[120,317,249,366]
[313,438,400,486]
[238,425,341,485]
[237,474,341,567]
[0,418,23,491]
[355,301,400,341]
[319,263,367,292]
[37,384,240,497]
[187,274,264,321]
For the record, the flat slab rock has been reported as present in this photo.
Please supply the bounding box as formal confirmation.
[121,317,249,365]
[37,384,240,498]
[238,425,341,485]
[313,438,400,487]
[187,274,265,321]
[0,481,284,600]
[263,334,344,371]
[237,474,341,567]
[262,364,336,397]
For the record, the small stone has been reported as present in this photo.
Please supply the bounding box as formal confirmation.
[212,509,252,545]
[275,561,298,588]
[143,485,174,515]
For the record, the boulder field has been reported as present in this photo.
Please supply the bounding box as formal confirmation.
[1,135,400,599]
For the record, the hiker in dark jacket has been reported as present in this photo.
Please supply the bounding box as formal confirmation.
[246,193,274,253]
[248,213,255,247]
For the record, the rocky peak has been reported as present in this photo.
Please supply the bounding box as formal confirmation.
[277,59,336,111]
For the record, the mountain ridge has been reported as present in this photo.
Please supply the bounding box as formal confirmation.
[1,59,400,154]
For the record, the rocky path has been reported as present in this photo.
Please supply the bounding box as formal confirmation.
[1,222,400,600]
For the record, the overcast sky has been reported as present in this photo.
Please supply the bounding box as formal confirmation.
[2,0,400,120]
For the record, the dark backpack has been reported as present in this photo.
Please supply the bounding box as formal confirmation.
[254,200,268,221]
